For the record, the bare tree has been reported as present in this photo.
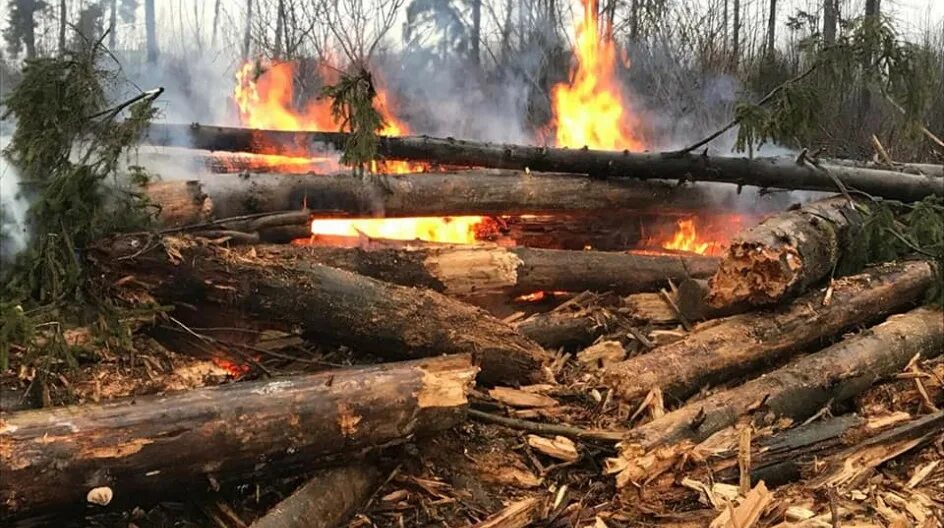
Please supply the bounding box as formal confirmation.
[145,0,158,63]
[109,0,117,48]
[823,0,838,45]
[312,0,405,66]
[766,0,776,57]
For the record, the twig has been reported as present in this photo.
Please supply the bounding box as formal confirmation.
[871,135,893,165]
[467,409,625,441]
[87,87,165,120]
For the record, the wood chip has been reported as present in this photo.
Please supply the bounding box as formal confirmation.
[576,340,626,366]
[906,460,939,489]
[489,387,559,408]
[709,481,773,528]
[784,506,816,521]
[526,435,579,462]
[473,497,544,528]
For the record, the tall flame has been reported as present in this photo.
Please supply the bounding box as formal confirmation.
[233,60,483,244]
[551,0,644,151]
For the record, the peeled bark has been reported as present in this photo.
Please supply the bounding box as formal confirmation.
[88,235,550,385]
[620,306,944,449]
[0,355,476,517]
[248,245,718,299]
[708,196,862,308]
[250,464,380,528]
[142,123,944,202]
[604,260,936,408]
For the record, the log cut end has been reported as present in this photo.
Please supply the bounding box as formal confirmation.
[145,180,213,227]
[706,241,803,308]
[416,355,480,408]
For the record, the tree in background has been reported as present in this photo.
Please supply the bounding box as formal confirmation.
[4,0,47,59]
[145,0,158,63]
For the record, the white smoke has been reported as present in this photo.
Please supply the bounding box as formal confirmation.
[0,134,30,264]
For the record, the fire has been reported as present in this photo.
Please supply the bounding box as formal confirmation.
[233,59,482,244]
[659,216,748,256]
[663,219,711,254]
[551,0,644,151]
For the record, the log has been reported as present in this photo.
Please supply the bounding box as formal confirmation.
[190,170,769,219]
[604,260,936,408]
[250,464,380,528]
[824,158,943,178]
[145,179,212,227]
[143,123,944,202]
[676,279,747,321]
[707,196,863,308]
[0,355,476,517]
[241,245,719,299]
[88,235,551,385]
[623,292,679,324]
[515,308,621,350]
[619,306,944,450]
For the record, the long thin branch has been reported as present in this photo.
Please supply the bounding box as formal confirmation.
[468,408,626,441]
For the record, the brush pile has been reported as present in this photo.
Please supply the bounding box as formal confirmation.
[2,119,943,528]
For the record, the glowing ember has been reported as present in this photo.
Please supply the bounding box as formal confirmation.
[233,60,483,244]
[551,0,644,151]
[514,291,572,303]
[212,357,251,378]
[309,216,483,244]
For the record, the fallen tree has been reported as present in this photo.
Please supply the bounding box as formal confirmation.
[707,196,862,308]
[143,123,944,202]
[0,355,476,517]
[88,235,551,385]
[615,306,944,451]
[244,245,718,299]
[604,260,936,407]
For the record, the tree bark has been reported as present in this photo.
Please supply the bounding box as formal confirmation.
[89,235,551,385]
[0,355,476,517]
[246,245,718,299]
[617,306,944,450]
[250,464,380,528]
[174,170,751,219]
[707,196,862,308]
[823,0,838,45]
[145,0,158,63]
[604,260,936,408]
[142,123,944,202]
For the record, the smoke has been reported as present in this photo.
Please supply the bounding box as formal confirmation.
[0,134,30,265]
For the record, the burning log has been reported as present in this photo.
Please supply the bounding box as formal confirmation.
[144,123,944,202]
[604,260,936,408]
[238,245,719,299]
[618,306,944,450]
[89,235,551,385]
[186,170,753,219]
[0,355,476,517]
[707,196,862,308]
[249,464,380,528]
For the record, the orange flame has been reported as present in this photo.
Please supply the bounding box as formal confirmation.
[551,0,644,151]
[233,60,483,244]
[659,216,748,256]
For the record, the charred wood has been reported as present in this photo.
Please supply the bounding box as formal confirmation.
[0,355,476,517]
[89,235,551,385]
[604,260,936,408]
[143,123,944,202]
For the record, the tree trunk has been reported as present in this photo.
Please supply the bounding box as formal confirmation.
[212,0,222,47]
[471,0,482,68]
[859,0,881,126]
[766,0,777,57]
[217,245,718,300]
[108,0,117,48]
[616,306,944,451]
[58,0,67,53]
[145,0,158,63]
[142,123,944,202]
[823,0,838,45]
[250,464,380,528]
[0,355,475,517]
[174,170,750,220]
[707,197,863,308]
[89,235,551,385]
[604,260,936,408]
[23,1,37,59]
[732,0,740,69]
[243,0,253,59]
[274,0,285,57]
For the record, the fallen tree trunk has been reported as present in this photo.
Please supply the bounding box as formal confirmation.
[604,260,936,408]
[247,245,718,299]
[824,158,943,178]
[707,196,863,308]
[0,355,476,517]
[89,235,550,385]
[143,123,944,202]
[617,306,944,450]
[250,464,380,528]
[182,170,763,219]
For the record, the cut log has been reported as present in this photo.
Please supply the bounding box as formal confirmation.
[0,355,476,517]
[145,180,212,227]
[189,170,769,219]
[143,123,944,202]
[707,196,862,308]
[623,292,679,324]
[618,306,944,450]
[604,260,936,408]
[88,235,550,385]
[250,464,380,528]
[240,245,718,299]
[514,307,623,350]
